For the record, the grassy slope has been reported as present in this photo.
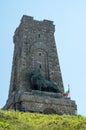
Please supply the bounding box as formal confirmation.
[0,110,86,130]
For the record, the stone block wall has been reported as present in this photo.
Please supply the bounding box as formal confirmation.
[8,15,64,97]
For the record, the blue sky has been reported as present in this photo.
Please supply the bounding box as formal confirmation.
[0,0,86,116]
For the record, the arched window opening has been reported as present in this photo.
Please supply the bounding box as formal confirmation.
[39,53,41,56]
[38,34,40,38]
[39,64,42,69]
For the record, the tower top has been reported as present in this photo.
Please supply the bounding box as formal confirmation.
[21,15,54,24]
[14,15,55,44]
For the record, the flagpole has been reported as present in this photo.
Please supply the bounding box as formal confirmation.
[64,84,70,97]
[68,84,70,98]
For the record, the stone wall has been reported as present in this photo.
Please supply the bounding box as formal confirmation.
[8,15,64,98]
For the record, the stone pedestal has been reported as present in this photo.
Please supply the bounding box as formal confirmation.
[4,91,77,115]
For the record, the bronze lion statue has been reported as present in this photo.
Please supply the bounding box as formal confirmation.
[29,70,60,93]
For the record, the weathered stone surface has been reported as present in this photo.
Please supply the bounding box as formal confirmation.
[20,95,76,115]
[4,91,77,115]
[4,15,77,114]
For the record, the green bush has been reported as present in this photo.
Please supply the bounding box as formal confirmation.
[0,110,86,130]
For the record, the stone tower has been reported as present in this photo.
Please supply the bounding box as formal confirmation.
[4,15,77,114]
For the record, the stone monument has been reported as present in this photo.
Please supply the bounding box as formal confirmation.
[4,15,77,114]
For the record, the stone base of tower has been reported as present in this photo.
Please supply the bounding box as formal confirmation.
[3,91,77,115]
